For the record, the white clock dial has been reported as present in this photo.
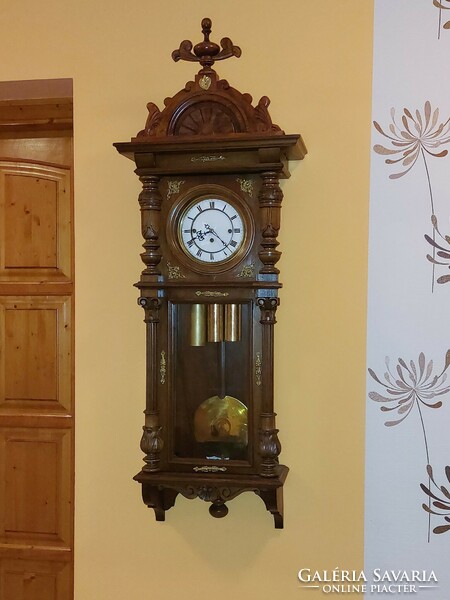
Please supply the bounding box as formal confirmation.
[179,198,245,263]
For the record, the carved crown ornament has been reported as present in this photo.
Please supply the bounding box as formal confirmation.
[130,18,301,143]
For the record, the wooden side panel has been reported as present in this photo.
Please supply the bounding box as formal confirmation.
[0,558,71,600]
[0,297,72,414]
[0,161,71,282]
[0,428,72,547]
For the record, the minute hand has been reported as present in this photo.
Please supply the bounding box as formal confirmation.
[205,224,227,247]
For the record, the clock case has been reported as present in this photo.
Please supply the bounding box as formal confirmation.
[114,19,306,528]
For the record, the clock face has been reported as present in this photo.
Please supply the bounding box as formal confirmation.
[179,197,245,264]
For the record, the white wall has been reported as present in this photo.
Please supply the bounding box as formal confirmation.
[366,1,450,596]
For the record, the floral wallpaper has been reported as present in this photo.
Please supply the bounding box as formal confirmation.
[373,103,450,291]
[368,351,450,540]
[366,1,450,596]
[434,0,450,37]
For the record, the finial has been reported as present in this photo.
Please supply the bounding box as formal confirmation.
[172,18,241,69]
[201,18,212,41]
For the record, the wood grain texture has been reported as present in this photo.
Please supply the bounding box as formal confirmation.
[0,102,72,127]
[0,137,72,167]
[0,161,71,282]
[0,557,71,600]
[5,307,57,400]
[4,175,57,268]
[0,297,72,415]
[0,108,74,598]
[0,427,72,547]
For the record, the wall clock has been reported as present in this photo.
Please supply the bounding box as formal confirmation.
[114,18,306,528]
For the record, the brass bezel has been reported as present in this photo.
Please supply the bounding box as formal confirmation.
[168,184,254,274]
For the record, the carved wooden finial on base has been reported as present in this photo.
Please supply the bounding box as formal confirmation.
[172,17,241,69]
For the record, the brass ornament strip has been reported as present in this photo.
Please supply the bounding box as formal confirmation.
[193,466,227,473]
[255,352,262,386]
[160,351,166,385]
[190,155,226,163]
[195,290,229,297]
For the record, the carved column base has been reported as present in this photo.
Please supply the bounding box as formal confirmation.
[140,425,164,472]
[134,466,288,528]
[259,412,282,478]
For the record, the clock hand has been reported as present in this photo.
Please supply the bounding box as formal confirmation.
[195,229,206,242]
[204,224,227,247]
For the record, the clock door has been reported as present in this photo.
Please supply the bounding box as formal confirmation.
[170,300,253,467]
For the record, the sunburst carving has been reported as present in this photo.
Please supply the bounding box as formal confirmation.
[175,102,240,135]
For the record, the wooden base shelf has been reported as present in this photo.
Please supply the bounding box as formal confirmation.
[134,465,288,529]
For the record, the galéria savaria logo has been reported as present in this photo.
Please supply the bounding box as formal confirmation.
[297,568,438,594]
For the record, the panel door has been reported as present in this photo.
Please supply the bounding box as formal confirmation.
[0,129,74,600]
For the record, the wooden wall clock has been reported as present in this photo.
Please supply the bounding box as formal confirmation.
[114,18,306,528]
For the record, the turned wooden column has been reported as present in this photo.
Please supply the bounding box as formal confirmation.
[138,297,163,472]
[257,297,281,477]
[138,175,162,278]
[258,171,283,275]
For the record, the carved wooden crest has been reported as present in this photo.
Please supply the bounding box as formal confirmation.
[135,18,283,139]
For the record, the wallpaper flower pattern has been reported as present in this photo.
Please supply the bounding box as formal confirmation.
[373,102,450,291]
[434,0,450,38]
[369,351,450,540]
[367,4,450,579]
[421,465,450,534]
[425,215,450,284]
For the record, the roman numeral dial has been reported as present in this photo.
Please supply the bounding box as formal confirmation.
[179,197,245,264]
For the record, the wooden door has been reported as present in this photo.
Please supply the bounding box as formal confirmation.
[0,93,74,600]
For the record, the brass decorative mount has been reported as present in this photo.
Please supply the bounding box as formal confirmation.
[172,17,242,69]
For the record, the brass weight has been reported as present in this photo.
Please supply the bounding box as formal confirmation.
[192,303,242,345]
[190,304,206,346]
[224,304,241,342]
[207,304,224,342]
